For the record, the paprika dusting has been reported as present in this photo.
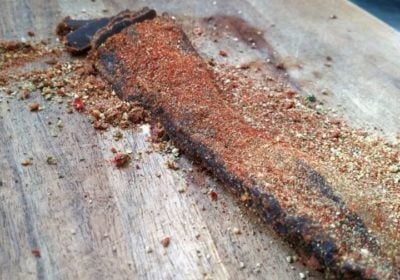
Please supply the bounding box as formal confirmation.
[92,15,400,278]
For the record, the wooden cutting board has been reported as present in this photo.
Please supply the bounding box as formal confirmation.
[1,0,398,279]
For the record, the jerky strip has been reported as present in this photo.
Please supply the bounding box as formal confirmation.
[91,7,156,49]
[56,17,107,37]
[64,17,110,54]
[94,17,397,279]
[59,8,156,55]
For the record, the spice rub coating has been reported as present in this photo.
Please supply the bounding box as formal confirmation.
[94,16,399,278]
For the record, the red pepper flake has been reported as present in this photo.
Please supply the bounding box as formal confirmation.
[72,97,85,111]
[110,147,117,153]
[210,190,218,201]
[31,248,41,258]
[111,153,130,167]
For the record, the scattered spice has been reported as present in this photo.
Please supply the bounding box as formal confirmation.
[219,50,228,57]
[305,94,316,102]
[21,90,30,100]
[31,249,41,258]
[240,192,250,203]
[285,89,297,98]
[209,190,218,202]
[72,97,85,111]
[111,153,130,167]
[232,227,241,235]
[46,156,57,165]
[21,159,33,166]
[0,41,59,73]
[29,102,40,111]
[160,236,170,248]
[145,246,153,253]
[112,130,123,141]
[93,120,109,130]
[56,120,64,129]
[166,160,179,170]
[150,122,165,142]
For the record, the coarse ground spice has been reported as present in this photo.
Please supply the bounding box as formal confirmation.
[96,16,399,278]
[0,43,148,131]
[0,41,60,75]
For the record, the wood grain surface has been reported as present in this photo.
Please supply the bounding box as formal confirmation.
[0,77,313,280]
[1,0,399,279]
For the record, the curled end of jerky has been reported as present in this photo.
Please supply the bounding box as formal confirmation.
[56,16,105,37]
[92,7,156,49]
[57,7,156,55]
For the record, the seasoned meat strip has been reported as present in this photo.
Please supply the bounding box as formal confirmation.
[93,16,398,279]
